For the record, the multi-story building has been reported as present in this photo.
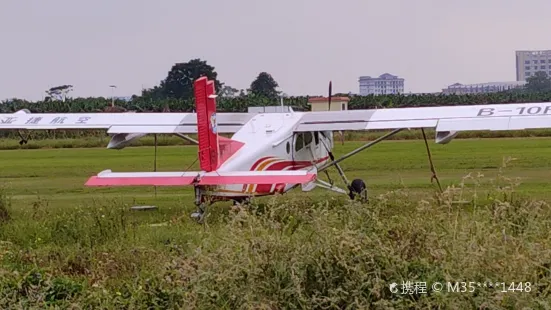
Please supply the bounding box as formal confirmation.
[516,50,551,81]
[358,73,404,95]
[442,81,526,94]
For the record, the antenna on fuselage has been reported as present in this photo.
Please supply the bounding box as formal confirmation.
[279,93,293,116]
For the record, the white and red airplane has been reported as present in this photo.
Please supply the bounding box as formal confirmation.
[2,76,551,222]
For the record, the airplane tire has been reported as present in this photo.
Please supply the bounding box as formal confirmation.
[348,178,368,202]
[232,197,250,205]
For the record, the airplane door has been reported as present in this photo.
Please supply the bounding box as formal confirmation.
[292,132,316,164]
[291,133,303,162]
[312,131,322,160]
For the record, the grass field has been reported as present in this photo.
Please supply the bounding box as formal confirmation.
[1,137,551,308]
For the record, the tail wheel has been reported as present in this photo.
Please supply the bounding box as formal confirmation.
[348,179,368,202]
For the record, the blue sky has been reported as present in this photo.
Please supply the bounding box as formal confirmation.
[1,0,550,100]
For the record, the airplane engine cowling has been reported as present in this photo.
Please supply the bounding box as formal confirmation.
[107,133,147,149]
[435,131,459,144]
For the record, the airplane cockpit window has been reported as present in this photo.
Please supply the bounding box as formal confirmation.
[314,132,319,145]
[286,141,290,154]
[304,132,313,146]
[295,133,304,152]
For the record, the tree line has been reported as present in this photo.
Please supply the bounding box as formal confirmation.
[2,58,551,114]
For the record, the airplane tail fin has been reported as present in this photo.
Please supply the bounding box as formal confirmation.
[194,77,245,171]
[194,77,220,172]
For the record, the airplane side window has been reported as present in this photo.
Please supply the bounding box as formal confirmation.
[286,141,290,154]
[304,132,312,146]
[314,132,319,145]
[295,133,304,152]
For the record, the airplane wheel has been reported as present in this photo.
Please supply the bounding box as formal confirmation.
[191,203,207,224]
[231,197,252,213]
[232,197,250,206]
[348,179,368,202]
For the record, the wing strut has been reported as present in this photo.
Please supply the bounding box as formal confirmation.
[317,127,444,196]
[315,128,403,200]
[318,132,349,187]
[318,128,404,172]
[173,133,198,144]
[421,128,443,193]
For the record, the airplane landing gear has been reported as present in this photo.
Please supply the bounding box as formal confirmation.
[232,197,250,205]
[317,129,404,203]
[190,203,207,224]
[230,197,252,213]
[18,130,29,145]
[348,178,368,202]
[191,186,207,224]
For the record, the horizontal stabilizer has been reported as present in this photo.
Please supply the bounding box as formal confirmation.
[85,170,198,186]
[199,171,315,185]
[85,170,316,187]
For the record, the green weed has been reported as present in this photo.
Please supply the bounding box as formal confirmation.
[0,164,550,308]
[0,186,11,224]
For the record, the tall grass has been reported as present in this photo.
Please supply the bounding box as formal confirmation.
[0,162,550,308]
[0,186,11,224]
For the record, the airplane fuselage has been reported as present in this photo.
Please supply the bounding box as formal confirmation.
[204,111,333,200]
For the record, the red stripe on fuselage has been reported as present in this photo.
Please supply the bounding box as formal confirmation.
[242,156,275,191]
[250,156,274,171]
[254,156,329,193]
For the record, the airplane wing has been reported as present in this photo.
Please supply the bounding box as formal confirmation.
[0,110,254,149]
[0,111,252,133]
[293,102,551,143]
[85,169,316,186]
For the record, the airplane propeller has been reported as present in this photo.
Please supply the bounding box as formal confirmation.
[328,81,332,111]
[327,81,344,145]
[321,80,366,201]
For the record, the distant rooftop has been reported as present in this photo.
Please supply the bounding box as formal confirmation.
[307,96,350,103]
[113,96,132,101]
[447,81,526,88]
[359,73,404,80]
[516,50,551,56]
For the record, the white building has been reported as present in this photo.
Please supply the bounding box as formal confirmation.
[358,73,404,95]
[516,50,551,81]
[442,81,526,94]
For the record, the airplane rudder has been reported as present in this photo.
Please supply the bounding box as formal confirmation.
[194,77,215,171]
[206,80,220,169]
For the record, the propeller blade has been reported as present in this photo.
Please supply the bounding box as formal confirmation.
[328,81,332,111]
